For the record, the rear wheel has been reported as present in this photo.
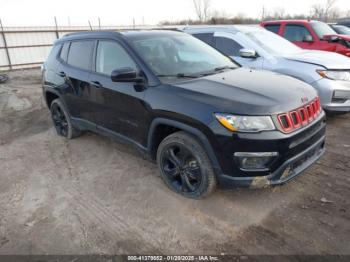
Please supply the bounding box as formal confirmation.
[157,131,216,198]
[50,99,81,139]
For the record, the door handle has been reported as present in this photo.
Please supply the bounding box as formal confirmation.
[90,81,103,88]
[58,71,66,77]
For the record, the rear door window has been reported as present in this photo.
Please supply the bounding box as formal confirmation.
[284,25,312,42]
[67,40,94,70]
[59,42,70,62]
[264,24,281,34]
[192,33,215,46]
[214,37,243,56]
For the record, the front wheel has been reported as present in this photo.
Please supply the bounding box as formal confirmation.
[157,131,217,199]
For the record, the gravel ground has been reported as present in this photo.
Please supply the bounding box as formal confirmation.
[0,69,349,255]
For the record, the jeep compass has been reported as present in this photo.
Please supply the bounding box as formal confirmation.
[42,30,326,198]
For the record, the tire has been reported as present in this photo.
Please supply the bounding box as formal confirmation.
[50,99,81,139]
[0,74,8,84]
[157,131,217,199]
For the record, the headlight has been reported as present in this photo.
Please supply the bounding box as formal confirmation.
[317,70,350,81]
[215,113,275,132]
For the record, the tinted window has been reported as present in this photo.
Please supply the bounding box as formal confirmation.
[60,42,70,62]
[130,34,237,77]
[284,25,312,42]
[310,22,336,38]
[192,33,214,46]
[332,25,350,35]
[67,41,94,70]
[241,29,301,55]
[215,37,243,56]
[46,44,61,65]
[264,24,281,34]
[96,41,136,76]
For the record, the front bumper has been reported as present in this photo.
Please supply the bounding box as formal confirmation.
[211,112,326,188]
[312,78,350,112]
[218,135,325,188]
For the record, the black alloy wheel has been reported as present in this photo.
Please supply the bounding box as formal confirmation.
[161,143,202,193]
[157,131,217,198]
[51,102,69,137]
[50,99,81,139]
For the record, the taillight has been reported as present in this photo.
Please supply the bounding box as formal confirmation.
[277,97,322,133]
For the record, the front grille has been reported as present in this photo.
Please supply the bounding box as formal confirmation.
[277,97,322,133]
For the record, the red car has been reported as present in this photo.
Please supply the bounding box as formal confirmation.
[261,20,350,57]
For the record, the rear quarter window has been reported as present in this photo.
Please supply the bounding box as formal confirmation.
[67,40,94,71]
[59,42,70,62]
[192,33,215,47]
[264,24,281,34]
[45,44,61,66]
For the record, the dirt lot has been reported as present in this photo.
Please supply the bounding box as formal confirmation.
[0,69,349,255]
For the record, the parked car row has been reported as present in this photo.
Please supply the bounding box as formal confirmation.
[261,20,350,57]
[329,24,350,35]
[43,21,349,198]
[183,25,350,113]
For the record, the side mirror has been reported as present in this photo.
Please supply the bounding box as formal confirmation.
[239,48,257,58]
[111,67,140,82]
[303,35,314,43]
[329,35,339,42]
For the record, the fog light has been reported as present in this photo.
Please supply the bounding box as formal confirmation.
[234,152,278,171]
[332,90,350,103]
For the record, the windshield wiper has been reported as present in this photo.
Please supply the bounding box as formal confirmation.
[193,66,237,77]
[214,65,237,71]
[156,73,199,78]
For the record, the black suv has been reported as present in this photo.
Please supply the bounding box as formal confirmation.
[42,30,326,198]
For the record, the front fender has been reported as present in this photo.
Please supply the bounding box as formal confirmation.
[147,117,223,177]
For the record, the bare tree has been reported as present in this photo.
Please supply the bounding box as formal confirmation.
[310,0,339,22]
[260,6,268,21]
[193,0,211,22]
[272,7,286,19]
[310,4,325,20]
[324,0,337,22]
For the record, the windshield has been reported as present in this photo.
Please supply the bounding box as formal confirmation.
[333,25,350,35]
[310,22,337,38]
[240,28,301,55]
[130,34,238,77]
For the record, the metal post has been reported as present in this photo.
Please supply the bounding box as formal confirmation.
[88,20,92,30]
[54,16,59,39]
[0,18,12,70]
[98,17,101,29]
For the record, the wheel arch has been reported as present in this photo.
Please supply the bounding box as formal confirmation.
[44,89,60,108]
[147,118,223,176]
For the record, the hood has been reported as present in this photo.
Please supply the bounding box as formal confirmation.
[323,34,350,41]
[283,50,350,70]
[172,68,317,115]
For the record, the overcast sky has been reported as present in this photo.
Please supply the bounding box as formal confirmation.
[1,0,350,27]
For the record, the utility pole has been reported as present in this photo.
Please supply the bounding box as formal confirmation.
[54,16,59,39]
[88,20,92,30]
[0,18,12,70]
